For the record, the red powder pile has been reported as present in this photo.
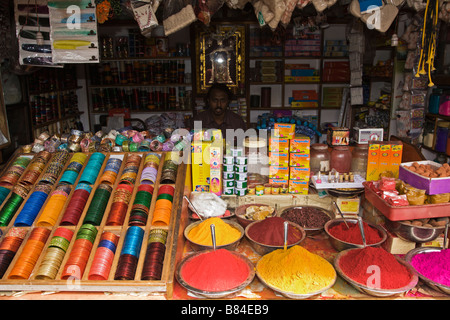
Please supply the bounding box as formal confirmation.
[339,247,412,289]
[180,249,250,292]
[328,221,382,245]
[247,216,302,246]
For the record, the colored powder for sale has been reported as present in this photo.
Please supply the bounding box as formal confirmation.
[180,249,250,292]
[410,249,450,287]
[328,221,382,245]
[247,216,302,246]
[187,217,241,246]
[256,245,336,294]
[338,247,413,289]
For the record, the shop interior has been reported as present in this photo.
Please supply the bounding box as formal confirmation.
[0,0,449,301]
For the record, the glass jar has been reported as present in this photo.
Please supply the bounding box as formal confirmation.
[310,143,330,174]
[351,144,369,177]
[330,146,352,173]
[435,121,449,153]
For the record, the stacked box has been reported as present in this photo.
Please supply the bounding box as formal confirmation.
[268,131,310,194]
[323,40,349,57]
[366,141,403,181]
[222,148,248,196]
[322,87,344,108]
[285,64,320,82]
[253,61,283,82]
[322,61,350,82]
[289,90,319,108]
[284,30,321,57]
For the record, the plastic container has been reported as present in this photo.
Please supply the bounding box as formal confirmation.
[435,121,449,153]
[439,94,450,116]
[351,144,368,177]
[428,89,442,114]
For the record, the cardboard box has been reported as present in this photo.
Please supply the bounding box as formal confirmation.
[335,197,360,214]
[353,127,384,144]
[191,141,211,192]
[269,137,289,152]
[290,101,318,108]
[288,180,309,194]
[327,127,350,146]
[289,135,310,154]
[289,153,310,167]
[269,152,289,166]
[378,143,391,175]
[366,143,381,181]
[209,145,222,196]
[289,167,310,180]
[273,123,295,139]
[269,166,289,179]
[390,143,403,178]
[269,178,289,185]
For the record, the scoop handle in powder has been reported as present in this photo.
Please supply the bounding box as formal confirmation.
[444,222,449,250]
[210,224,216,250]
[184,195,203,220]
[333,201,349,229]
[357,217,366,247]
[284,221,288,250]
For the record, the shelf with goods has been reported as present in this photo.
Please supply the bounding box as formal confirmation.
[246,23,350,137]
[85,24,193,132]
[422,113,450,160]
[26,65,84,139]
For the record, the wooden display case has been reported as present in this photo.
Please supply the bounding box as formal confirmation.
[0,150,186,299]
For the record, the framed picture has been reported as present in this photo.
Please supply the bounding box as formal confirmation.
[155,37,168,56]
[194,24,246,94]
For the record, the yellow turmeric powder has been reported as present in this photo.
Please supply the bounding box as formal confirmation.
[187,217,241,246]
[256,245,336,294]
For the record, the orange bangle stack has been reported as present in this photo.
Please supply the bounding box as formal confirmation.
[151,185,175,227]
[105,183,134,226]
[88,231,119,280]
[8,227,51,279]
[36,185,71,227]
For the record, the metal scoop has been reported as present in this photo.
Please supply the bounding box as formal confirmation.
[184,195,203,220]
[357,217,367,247]
[333,201,350,229]
[210,224,216,251]
[284,221,289,251]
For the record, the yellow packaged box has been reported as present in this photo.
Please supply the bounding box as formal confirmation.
[288,180,309,194]
[269,166,289,180]
[289,167,310,181]
[335,197,360,214]
[269,152,289,166]
[269,137,289,152]
[366,143,381,181]
[378,143,391,176]
[269,178,289,185]
[209,145,222,196]
[191,141,211,192]
[273,123,295,139]
[289,135,310,154]
[289,153,310,167]
[390,143,403,178]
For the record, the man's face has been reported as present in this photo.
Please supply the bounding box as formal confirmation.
[208,89,229,117]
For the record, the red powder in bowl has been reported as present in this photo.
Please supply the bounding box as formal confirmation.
[180,249,250,292]
[328,221,382,245]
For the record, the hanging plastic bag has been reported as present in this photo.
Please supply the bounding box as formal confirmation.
[163,0,197,35]
[129,0,159,37]
[195,0,225,26]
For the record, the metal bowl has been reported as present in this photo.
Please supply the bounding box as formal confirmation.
[279,205,334,236]
[256,251,337,299]
[184,220,244,252]
[405,246,450,295]
[176,250,255,299]
[334,248,418,297]
[245,220,306,256]
[324,218,387,252]
[385,220,445,243]
[235,203,277,228]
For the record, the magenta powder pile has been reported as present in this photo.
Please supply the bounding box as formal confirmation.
[410,249,450,287]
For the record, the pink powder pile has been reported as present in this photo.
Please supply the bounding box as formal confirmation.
[410,249,450,287]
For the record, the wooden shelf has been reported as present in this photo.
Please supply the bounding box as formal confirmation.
[421,144,450,158]
[89,83,192,89]
[29,86,83,96]
[32,112,84,129]
[100,56,191,62]
[92,110,191,115]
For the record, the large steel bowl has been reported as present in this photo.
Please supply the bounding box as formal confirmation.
[334,248,418,297]
[385,220,445,243]
[279,205,334,236]
[405,246,450,296]
[235,203,277,229]
[324,218,387,251]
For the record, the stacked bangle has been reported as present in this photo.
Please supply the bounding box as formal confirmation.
[78,152,106,185]
[0,227,28,278]
[83,183,112,226]
[114,226,144,280]
[8,227,51,279]
[151,185,175,227]
[61,223,98,280]
[59,183,92,226]
[99,157,122,185]
[88,231,119,280]
[118,154,141,185]
[14,183,52,227]
[0,156,32,187]
[35,227,74,280]
[105,183,133,226]
[129,185,154,226]
[0,184,31,227]
[19,151,51,186]
[141,228,168,280]
[36,185,71,227]
[39,150,70,185]
[59,152,88,185]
